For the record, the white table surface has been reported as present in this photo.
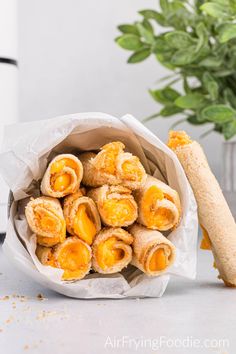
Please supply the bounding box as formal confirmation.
[0,242,234,354]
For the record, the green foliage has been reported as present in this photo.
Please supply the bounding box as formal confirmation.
[116,0,236,139]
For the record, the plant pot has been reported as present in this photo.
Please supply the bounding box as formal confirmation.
[221,141,236,219]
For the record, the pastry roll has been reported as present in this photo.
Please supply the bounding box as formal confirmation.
[41,154,83,198]
[92,227,133,274]
[36,236,92,281]
[25,196,66,239]
[168,130,236,286]
[80,141,147,189]
[36,233,65,247]
[130,224,176,276]
[63,191,101,245]
[133,175,181,231]
[88,185,138,227]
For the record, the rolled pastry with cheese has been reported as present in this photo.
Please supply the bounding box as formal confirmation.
[88,185,138,227]
[36,233,66,247]
[130,224,176,276]
[25,196,66,239]
[80,141,147,189]
[133,175,181,231]
[168,130,236,286]
[63,191,101,245]
[41,154,83,198]
[92,227,133,274]
[36,236,92,281]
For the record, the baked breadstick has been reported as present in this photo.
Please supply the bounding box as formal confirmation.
[133,175,181,231]
[168,130,236,286]
[92,227,133,274]
[63,191,101,245]
[41,154,83,198]
[79,141,147,189]
[25,196,66,239]
[36,236,92,281]
[130,224,176,276]
[87,185,138,227]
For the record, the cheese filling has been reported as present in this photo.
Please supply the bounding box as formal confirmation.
[50,158,78,192]
[56,241,90,280]
[168,131,192,149]
[102,198,136,226]
[149,248,168,272]
[34,206,64,235]
[96,237,125,270]
[200,225,211,250]
[121,157,143,182]
[143,186,176,229]
[73,204,97,245]
[95,142,124,175]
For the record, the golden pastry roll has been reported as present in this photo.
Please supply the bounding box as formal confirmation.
[25,196,66,239]
[41,154,83,198]
[36,233,65,247]
[36,236,92,281]
[79,141,147,189]
[63,191,101,245]
[130,224,176,276]
[87,185,138,227]
[92,227,133,274]
[133,175,181,231]
[168,130,236,286]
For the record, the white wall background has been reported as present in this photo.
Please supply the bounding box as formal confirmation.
[19,0,223,178]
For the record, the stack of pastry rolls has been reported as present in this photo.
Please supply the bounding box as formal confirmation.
[25,142,181,281]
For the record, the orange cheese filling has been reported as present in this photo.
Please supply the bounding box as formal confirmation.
[168,131,192,150]
[143,186,175,229]
[149,248,168,272]
[50,158,78,192]
[56,241,90,280]
[96,142,124,175]
[73,204,97,245]
[121,157,143,181]
[102,199,136,226]
[200,225,211,250]
[34,207,64,235]
[96,237,125,270]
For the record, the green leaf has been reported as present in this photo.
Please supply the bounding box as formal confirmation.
[202,72,219,100]
[142,19,154,35]
[200,3,230,19]
[115,34,143,51]
[175,93,207,109]
[153,35,172,53]
[171,46,197,65]
[118,24,139,35]
[137,23,154,44]
[127,48,151,63]
[187,115,207,125]
[160,0,168,12]
[139,9,167,26]
[201,105,235,123]
[222,119,236,139]
[218,24,236,43]
[195,22,208,52]
[160,105,183,117]
[149,87,180,105]
[164,31,196,49]
[199,56,222,67]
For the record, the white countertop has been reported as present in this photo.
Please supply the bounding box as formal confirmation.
[0,242,234,354]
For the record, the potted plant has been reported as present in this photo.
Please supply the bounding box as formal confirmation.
[116,0,236,214]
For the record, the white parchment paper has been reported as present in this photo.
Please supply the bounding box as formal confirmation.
[0,112,198,298]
